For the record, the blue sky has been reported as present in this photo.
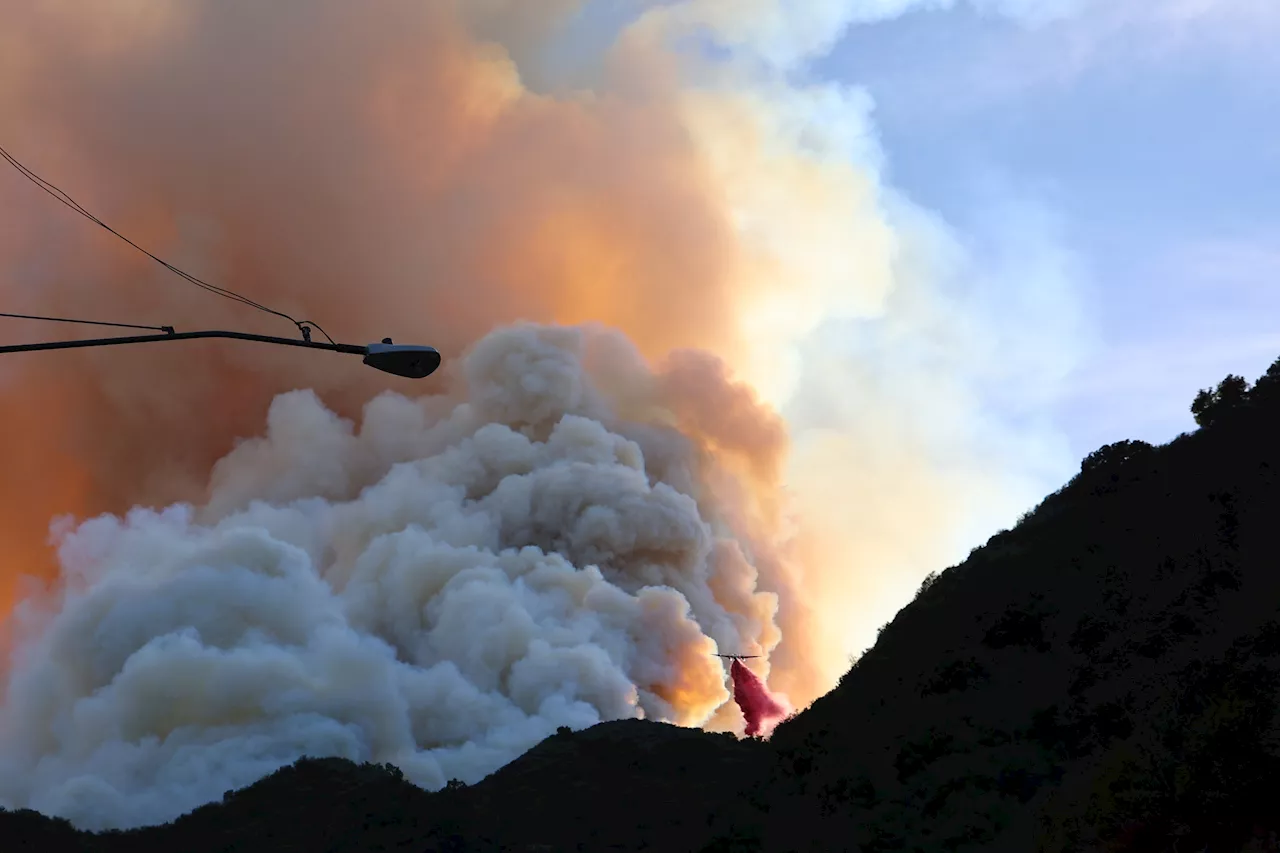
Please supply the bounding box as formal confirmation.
[816,0,1280,458]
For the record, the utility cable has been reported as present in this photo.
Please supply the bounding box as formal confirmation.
[0,144,335,345]
[0,310,175,334]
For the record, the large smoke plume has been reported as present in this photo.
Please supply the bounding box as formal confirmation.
[0,323,792,829]
[0,0,1088,829]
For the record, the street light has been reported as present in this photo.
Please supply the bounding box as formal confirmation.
[1,148,443,379]
[0,329,441,379]
[1,146,443,378]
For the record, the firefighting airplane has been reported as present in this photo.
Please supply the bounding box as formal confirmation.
[712,654,760,661]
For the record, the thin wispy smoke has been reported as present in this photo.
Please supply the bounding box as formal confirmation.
[0,0,1088,828]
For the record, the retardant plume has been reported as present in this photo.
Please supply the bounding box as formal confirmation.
[728,659,788,738]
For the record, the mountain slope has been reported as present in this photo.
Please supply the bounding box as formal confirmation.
[743,363,1280,852]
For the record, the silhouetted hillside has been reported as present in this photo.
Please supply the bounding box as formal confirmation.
[739,362,1280,852]
[8,361,1280,852]
[1,721,773,853]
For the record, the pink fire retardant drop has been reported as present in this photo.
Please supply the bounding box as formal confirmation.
[729,658,786,737]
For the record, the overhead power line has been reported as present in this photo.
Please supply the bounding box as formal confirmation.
[0,310,175,334]
[0,144,335,344]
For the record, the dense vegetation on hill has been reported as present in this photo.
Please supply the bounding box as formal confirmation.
[743,362,1280,853]
[7,361,1280,852]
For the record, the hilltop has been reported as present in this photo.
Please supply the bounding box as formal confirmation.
[6,362,1280,852]
[3,720,772,853]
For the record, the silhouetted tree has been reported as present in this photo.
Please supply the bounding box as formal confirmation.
[1080,439,1153,474]
[1250,357,1280,402]
[1192,374,1250,427]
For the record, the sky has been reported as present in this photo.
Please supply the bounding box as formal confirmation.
[816,0,1280,456]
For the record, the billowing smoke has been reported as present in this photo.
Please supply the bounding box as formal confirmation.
[728,659,788,738]
[0,0,1092,830]
[0,323,791,829]
[0,0,749,608]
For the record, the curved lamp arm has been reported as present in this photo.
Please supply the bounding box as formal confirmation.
[0,330,441,379]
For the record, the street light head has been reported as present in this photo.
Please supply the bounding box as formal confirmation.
[363,341,441,379]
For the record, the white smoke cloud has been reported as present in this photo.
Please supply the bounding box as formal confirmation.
[0,324,786,830]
